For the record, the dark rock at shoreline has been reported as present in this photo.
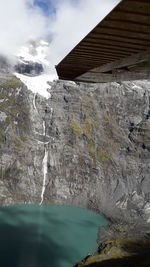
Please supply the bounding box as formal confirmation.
[75,235,150,266]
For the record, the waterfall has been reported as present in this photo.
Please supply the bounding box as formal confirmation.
[32,99,50,204]
[40,146,48,205]
[33,93,37,110]
[43,121,46,136]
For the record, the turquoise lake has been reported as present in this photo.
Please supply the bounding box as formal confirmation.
[0,205,107,267]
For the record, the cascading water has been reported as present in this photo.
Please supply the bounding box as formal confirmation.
[40,145,48,205]
[43,120,46,136]
[31,91,49,204]
[33,93,37,110]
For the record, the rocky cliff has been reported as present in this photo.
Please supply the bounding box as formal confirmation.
[0,71,150,225]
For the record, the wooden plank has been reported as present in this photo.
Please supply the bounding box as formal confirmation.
[60,56,108,64]
[85,36,149,49]
[65,55,121,62]
[94,27,150,41]
[91,50,150,73]
[78,42,141,53]
[90,32,150,45]
[81,39,142,52]
[74,46,131,56]
[117,1,150,15]
[65,50,117,57]
[102,20,150,33]
[109,10,150,22]
[75,43,139,55]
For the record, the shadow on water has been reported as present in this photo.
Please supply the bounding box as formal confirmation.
[0,222,77,267]
[0,205,108,267]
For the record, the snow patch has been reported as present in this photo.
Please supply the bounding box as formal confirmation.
[0,112,7,122]
[14,71,56,99]
[0,99,8,103]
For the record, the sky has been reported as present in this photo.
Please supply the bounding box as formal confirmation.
[0,0,121,66]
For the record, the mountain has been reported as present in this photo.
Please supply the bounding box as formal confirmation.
[0,42,150,264]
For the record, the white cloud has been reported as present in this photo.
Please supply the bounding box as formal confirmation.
[0,0,49,58]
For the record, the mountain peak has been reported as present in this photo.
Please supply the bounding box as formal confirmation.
[14,39,57,98]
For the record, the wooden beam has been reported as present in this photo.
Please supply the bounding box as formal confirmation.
[76,70,150,83]
[56,0,150,81]
[91,50,150,73]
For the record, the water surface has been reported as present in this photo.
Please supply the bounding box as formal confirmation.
[0,205,107,267]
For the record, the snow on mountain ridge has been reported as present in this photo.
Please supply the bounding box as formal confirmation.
[14,40,57,99]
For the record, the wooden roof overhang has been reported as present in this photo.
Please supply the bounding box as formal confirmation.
[56,0,150,83]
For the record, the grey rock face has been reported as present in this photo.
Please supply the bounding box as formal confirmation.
[0,56,13,76]
[14,61,44,76]
[0,75,150,225]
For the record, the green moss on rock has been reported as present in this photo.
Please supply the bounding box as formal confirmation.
[87,139,96,160]
[20,135,28,142]
[0,76,30,139]
[0,77,23,89]
[70,121,83,136]
[70,118,99,137]
[97,147,110,166]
